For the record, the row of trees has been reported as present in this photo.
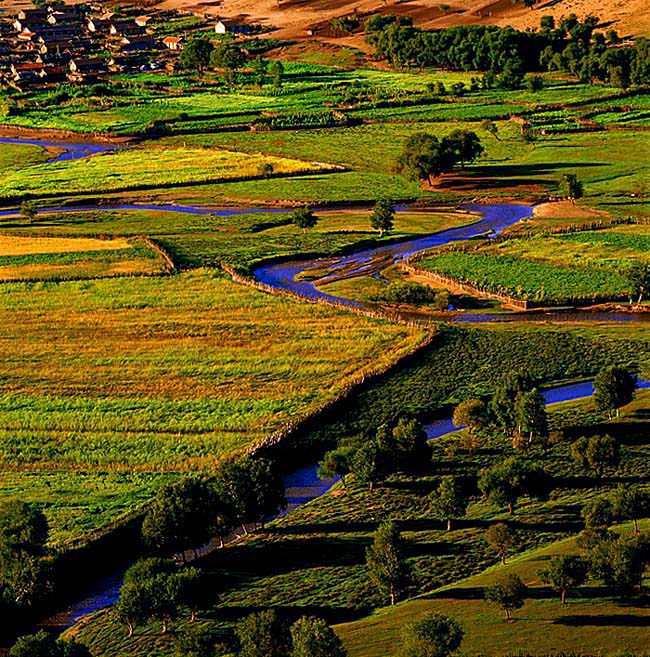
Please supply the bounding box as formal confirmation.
[142,455,286,560]
[365,14,650,88]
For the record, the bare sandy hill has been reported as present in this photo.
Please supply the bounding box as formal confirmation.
[155,0,650,42]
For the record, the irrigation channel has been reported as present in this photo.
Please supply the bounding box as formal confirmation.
[5,135,648,626]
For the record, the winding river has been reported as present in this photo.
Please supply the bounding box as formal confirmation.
[3,135,646,626]
[0,137,118,163]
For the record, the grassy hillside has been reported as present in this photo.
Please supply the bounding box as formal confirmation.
[336,519,650,657]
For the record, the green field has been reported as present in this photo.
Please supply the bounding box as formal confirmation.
[0,271,426,546]
[337,520,650,657]
[417,225,650,305]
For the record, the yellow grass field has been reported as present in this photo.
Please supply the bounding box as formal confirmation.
[0,235,132,256]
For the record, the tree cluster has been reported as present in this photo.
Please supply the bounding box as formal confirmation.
[366,15,650,88]
[396,130,484,183]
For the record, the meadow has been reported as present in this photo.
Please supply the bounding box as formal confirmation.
[0,146,334,200]
[416,225,650,305]
[0,236,166,281]
[0,270,426,545]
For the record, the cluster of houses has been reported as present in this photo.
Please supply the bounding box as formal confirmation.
[0,4,258,89]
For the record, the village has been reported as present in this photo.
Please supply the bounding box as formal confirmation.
[0,2,259,88]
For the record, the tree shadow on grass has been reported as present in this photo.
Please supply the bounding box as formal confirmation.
[555,614,650,627]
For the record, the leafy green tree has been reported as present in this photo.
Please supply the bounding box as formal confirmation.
[485,523,515,564]
[10,631,91,657]
[318,446,354,488]
[391,416,429,472]
[20,199,37,222]
[593,366,637,418]
[480,119,500,140]
[612,485,650,535]
[485,573,528,621]
[116,558,181,635]
[452,399,487,435]
[177,567,215,623]
[0,501,50,608]
[251,56,268,86]
[179,38,214,74]
[627,262,650,305]
[489,370,533,434]
[292,206,318,233]
[559,173,584,204]
[430,476,469,531]
[370,199,395,237]
[583,496,615,530]
[215,457,286,532]
[399,613,463,657]
[478,458,550,515]
[366,521,412,605]
[540,555,589,604]
[290,616,347,657]
[350,441,383,492]
[571,434,620,478]
[210,42,246,85]
[526,75,545,91]
[446,130,484,169]
[259,162,275,179]
[396,133,455,183]
[142,477,217,559]
[590,534,650,595]
[236,609,291,657]
[514,389,548,444]
[268,60,285,88]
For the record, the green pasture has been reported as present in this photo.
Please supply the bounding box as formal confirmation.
[0,271,426,545]
[337,520,650,657]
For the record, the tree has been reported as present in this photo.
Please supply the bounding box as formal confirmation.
[485,573,528,621]
[370,199,394,237]
[559,173,584,204]
[318,446,354,488]
[485,523,515,564]
[396,133,455,183]
[210,42,246,85]
[540,555,589,604]
[20,199,37,222]
[115,558,181,635]
[430,476,469,531]
[452,399,487,435]
[480,119,500,141]
[10,631,91,657]
[268,60,285,88]
[612,485,650,535]
[489,370,534,434]
[571,434,620,478]
[259,162,275,179]
[215,457,286,532]
[626,262,650,305]
[179,38,214,74]
[0,501,50,608]
[590,534,650,595]
[478,458,550,515]
[290,616,347,657]
[251,56,268,86]
[236,610,291,657]
[292,206,318,233]
[177,567,215,623]
[582,496,615,531]
[391,416,429,472]
[593,366,637,418]
[142,477,217,559]
[514,389,548,444]
[366,521,412,605]
[350,441,383,491]
[446,130,484,169]
[399,613,463,657]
